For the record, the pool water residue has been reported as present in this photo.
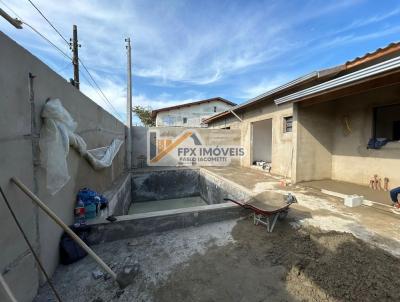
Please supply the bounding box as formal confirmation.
[128,196,207,214]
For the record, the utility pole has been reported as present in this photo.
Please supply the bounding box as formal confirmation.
[70,25,80,89]
[0,8,22,28]
[125,38,133,170]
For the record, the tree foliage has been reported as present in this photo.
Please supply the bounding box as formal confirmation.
[132,105,155,127]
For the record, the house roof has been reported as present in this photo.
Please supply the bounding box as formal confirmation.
[202,67,343,124]
[275,54,400,105]
[345,42,400,69]
[203,41,400,125]
[151,97,236,118]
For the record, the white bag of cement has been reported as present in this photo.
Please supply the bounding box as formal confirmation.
[40,99,123,195]
[344,195,363,207]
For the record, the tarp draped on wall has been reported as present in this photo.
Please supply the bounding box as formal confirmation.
[40,99,123,194]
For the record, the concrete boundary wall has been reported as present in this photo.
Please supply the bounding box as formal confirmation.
[103,173,131,216]
[0,32,127,301]
[132,126,242,168]
[132,169,199,202]
[87,203,248,245]
[199,168,249,204]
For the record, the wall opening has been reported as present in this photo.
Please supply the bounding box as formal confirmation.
[373,104,400,141]
[252,118,272,165]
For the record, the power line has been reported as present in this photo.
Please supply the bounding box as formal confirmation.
[26,0,69,46]
[5,2,124,120]
[79,69,124,119]
[22,21,72,61]
[79,59,123,119]
[0,0,22,20]
[25,0,123,119]
[24,19,122,119]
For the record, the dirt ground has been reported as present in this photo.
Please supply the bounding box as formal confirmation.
[155,218,400,302]
[35,217,400,302]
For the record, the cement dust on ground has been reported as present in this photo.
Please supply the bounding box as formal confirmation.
[35,217,400,302]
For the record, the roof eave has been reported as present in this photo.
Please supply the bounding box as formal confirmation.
[274,56,400,105]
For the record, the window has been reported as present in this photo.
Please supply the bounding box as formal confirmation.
[213,106,217,112]
[183,117,187,124]
[374,104,400,140]
[283,116,293,133]
[162,116,174,126]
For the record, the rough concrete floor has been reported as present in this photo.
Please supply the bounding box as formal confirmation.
[204,166,400,257]
[300,179,393,205]
[35,217,400,302]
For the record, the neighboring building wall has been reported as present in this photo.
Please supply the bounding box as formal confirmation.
[206,114,241,129]
[155,101,233,127]
[0,32,126,302]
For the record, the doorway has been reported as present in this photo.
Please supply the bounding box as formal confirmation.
[252,119,272,166]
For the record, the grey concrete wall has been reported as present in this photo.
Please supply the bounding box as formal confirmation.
[89,167,252,245]
[295,101,334,182]
[132,126,242,167]
[199,168,250,204]
[102,173,131,216]
[294,84,400,186]
[206,112,242,129]
[132,168,199,202]
[87,203,248,245]
[238,102,294,177]
[132,126,148,168]
[330,85,400,186]
[208,101,295,178]
[0,32,126,301]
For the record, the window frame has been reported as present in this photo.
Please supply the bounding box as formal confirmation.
[182,117,188,124]
[283,116,293,133]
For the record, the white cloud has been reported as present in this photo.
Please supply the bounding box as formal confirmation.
[318,25,400,49]
[2,0,360,87]
[1,0,379,120]
[338,6,400,33]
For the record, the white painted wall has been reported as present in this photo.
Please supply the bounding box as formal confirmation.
[155,101,233,127]
[252,119,272,163]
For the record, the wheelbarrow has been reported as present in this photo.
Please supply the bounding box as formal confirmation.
[224,191,297,232]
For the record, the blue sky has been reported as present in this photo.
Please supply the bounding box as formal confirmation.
[1,0,400,123]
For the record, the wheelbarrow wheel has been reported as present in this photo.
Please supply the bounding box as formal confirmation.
[278,210,288,221]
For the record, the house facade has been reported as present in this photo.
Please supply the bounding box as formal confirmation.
[152,97,236,127]
[204,43,400,187]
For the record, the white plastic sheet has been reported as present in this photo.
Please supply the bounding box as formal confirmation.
[40,99,124,195]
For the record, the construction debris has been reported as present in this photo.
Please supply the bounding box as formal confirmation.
[92,270,104,280]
